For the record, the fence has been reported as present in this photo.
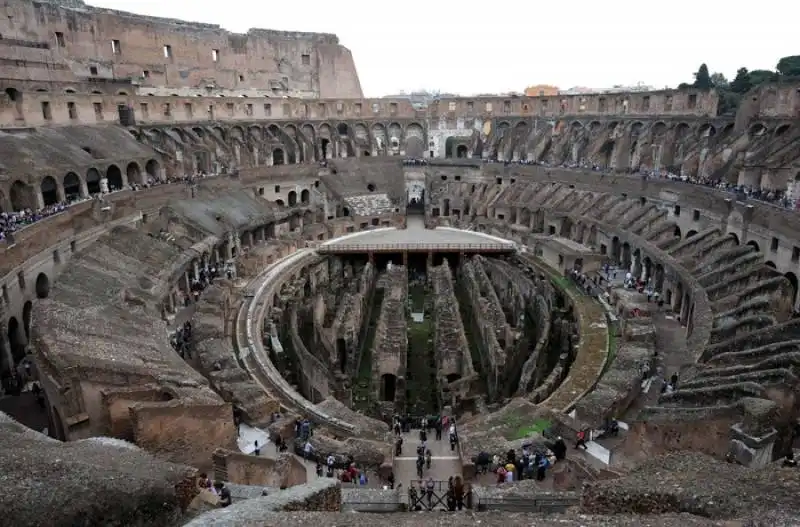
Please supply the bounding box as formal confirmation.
[317,242,514,254]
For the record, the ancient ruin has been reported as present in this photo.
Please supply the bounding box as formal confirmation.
[0,0,800,524]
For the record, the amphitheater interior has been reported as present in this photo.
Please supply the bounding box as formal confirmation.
[1,2,800,526]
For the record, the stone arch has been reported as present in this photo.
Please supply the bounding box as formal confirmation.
[301,123,316,144]
[7,317,24,363]
[405,122,425,158]
[630,121,644,136]
[352,122,369,142]
[300,189,310,204]
[267,125,296,163]
[765,261,776,269]
[748,122,768,137]
[86,168,102,194]
[337,123,349,136]
[275,199,285,207]
[698,123,716,138]
[747,240,760,253]
[230,125,245,142]
[686,230,698,238]
[193,126,207,140]
[272,148,285,166]
[63,172,82,200]
[570,121,583,131]
[213,126,226,142]
[145,159,160,180]
[380,373,397,402]
[674,122,691,140]
[785,272,799,307]
[673,225,681,238]
[607,121,619,131]
[22,301,32,341]
[371,123,388,153]
[388,123,402,150]
[10,180,33,211]
[106,164,123,190]
[589,121,603,134]
[651,121,667,137]
[126,161,142,185]
[728,232,740,245]
[40,176,59,206]
[775,124,791,137]
[35,271,50,299]
[720,122,735,138]
[456,145,468,158]
[288,190,297,206]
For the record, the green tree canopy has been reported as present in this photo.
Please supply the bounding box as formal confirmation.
[693,63,713,89]
[776,55,800,77]
[729,68,751,94]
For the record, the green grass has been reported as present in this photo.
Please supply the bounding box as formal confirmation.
[602,329,618,376]
[512,418,553,439]
[499,412,553,440]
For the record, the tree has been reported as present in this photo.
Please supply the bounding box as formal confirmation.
[748,69,780,86]
[693,63,713,90]
[710,72,728,88]
[729,67,752,94]
[776,55,800,77]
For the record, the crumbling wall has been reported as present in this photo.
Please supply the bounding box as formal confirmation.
[129,400,237,470]
[458,257,505,397]
[431,262,475,384]
[371,266,408,410]
[212,449,306,488]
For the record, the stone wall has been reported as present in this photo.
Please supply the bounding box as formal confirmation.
[458,256,507,398]
[430,262,475,384]
[0,0,362,99]
[183,478,342,525]
[212,449,306,488]
[130,400,236,470]
[371,265,408,410]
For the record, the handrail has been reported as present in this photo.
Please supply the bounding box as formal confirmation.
[235,249,357,436]
[318,242,515,252]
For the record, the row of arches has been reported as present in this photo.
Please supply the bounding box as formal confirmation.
[0,159,160,212]
[1,272,50,377]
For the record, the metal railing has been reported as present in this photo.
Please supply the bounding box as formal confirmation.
[318,242,515,253]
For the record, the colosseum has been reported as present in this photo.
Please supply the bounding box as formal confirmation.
[1,1,799,525]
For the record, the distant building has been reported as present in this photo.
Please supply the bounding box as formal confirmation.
[559,83,654,95]
[524,84,560,97]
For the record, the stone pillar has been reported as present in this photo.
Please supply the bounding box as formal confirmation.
[729,406,779,469]
[402,251,408,267]
[0,322,13,377]
[368,251,374,264]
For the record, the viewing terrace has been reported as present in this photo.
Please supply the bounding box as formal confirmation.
[317,217,517,255]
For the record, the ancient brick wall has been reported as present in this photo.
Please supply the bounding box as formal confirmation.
[430,262,474,383]
[370,266,408,407]
[130,400,237,470]
[0,0,362,98]
[213,449,307,488]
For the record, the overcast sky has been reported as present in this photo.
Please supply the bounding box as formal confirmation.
[91,0,797,97]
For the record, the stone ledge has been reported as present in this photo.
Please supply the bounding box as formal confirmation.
[183,478,341,526]
[517,254,609,413]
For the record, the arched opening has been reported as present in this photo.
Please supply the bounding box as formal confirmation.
[273,148,285,166]
[86,168,102,194]
[445,137,456,158]
[145,159,160,180]
[5,87,23,119]
[35,272,50,298]
[337,123,348,136]
[106,164,123,190]
[320,138,330,159]
[785,272,799,307]
[381,373,397,402]
[747,240,760,253]
[673,225,682,238]
[22,301,32,341]
[336,338,347,374]
[776,124,791,136]
[765,261,776,269]
[63,172,82,201]
[40,176,59,206]
[367,183,376,192]
[300,189,310,204]
[288,191,297,206]
[10,180,31,211]
[456,145,468,158]
[686,230,698,239]
[342,207,350,217]
[126,162,142,185]
[728,232,740,245]
[7,317,24,364]
[362,150,370,157]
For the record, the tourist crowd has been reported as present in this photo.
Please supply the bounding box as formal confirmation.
[0,171,220,242]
